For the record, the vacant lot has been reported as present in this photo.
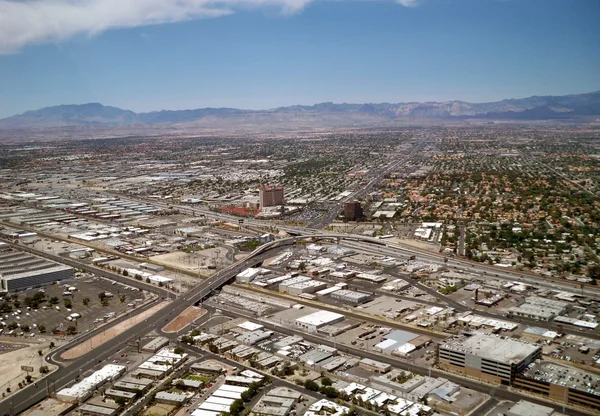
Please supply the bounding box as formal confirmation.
[163,306,206,333]
[142,403,176,416]
[61,300,168,359]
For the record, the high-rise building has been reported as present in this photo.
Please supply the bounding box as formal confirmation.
[259,185,284,208]
[344,200,363,220]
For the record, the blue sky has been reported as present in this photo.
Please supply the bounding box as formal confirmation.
[0,0,599,117]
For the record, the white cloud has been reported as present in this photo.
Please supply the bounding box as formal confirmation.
[396,0,419,6]
[0,0,416,54]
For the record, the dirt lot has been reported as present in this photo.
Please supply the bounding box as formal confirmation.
[142,402,176,416]
[61,300,168,360]
[0,338,59,398]
[150,247,232,276]
[163,306,207,333]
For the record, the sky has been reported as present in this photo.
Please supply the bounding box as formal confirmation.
[0,0,599,118]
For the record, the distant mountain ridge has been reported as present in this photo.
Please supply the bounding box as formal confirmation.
[1,91,599,129]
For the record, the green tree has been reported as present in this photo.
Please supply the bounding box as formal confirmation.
[49,297,59,305]
[82,297,90,306]
[38,324,46,333]
[304,379,319,391]
[173,347,184,355]
[320,377,333,386]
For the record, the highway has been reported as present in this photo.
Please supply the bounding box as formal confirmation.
[0,240,279,415]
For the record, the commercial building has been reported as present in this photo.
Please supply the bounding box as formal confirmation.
[438,334,542,385]
[344,200,363,221]
[359,358,392,374]
[141,337,169,353]
[294,310,345,332]
[155,391,189,405]
[0,250,73,292]
[330,289,372,306]
[259,185,284,208]
[57,364,126,402]
[506,400,556,416]
[76,404,119,416]
[507,297,569,321]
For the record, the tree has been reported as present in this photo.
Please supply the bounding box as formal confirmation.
[39,366,49,374]
[98,292,107,301]
[173,347,185,355]
[66,325,77,335]
[82,298,90,306]
[122,270,129,277]
[38,324,46,333]
[0,302,11,313]
[49,341,55,349]
[298,262,307,271]
[230,399,245,416]
[49,297,59,305]
[21,324,30,332]
[208,344,219,354]
[304,379,319,391]
[63,298,72,309]
[25,375,32,384]
[320,376,333,386]
[115,397,128,406]
[120,295,126,303]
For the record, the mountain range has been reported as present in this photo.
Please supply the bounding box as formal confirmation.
[1,91,599,130]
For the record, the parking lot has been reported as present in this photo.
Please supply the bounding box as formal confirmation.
[0,275,149,338]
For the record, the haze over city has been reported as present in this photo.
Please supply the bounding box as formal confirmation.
[0,0,599,118]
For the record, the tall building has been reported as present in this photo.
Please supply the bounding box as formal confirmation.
[344,200,363,220]
[259,185,284,208]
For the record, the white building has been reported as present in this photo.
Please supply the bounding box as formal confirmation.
[294,311,344,332]
[57,364,125,402]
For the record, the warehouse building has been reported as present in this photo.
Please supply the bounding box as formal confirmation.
[295,310,344,332]
[438,334,541,385]
[141,337,169,353]
[0,250,73,292]
[57,364,126,402]
[330,289,372,306]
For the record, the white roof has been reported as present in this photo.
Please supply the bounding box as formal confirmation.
[237,321,264,331]
[218,384,248,393]
[375,339,397,350]
[395,343,417,355]
[58,364,124,399]
[198,403,231,412]
[211,389,242,399]
[192,410,221,416]
[295,310,344,327]
[205,396,235,406]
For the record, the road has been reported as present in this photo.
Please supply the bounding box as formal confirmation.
[2,226,598,414]
[0,241,279,415]
[213,308,595,416]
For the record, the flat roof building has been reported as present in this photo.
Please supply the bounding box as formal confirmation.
[0,250,74,292]
[295,310,344,332]
[439,334,541,385]
[141,336,169,352]
[330,289,372,306]
[260,185,284,208]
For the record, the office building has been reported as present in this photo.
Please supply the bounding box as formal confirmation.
[344,200,363,221]
[438,334,541,385]
[259,185,284,208]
